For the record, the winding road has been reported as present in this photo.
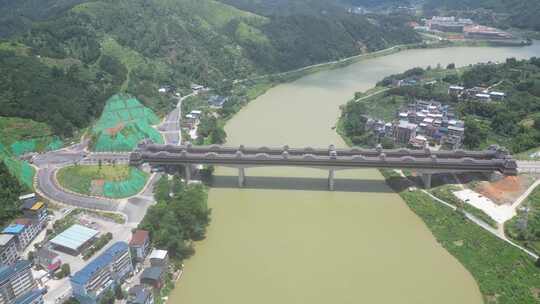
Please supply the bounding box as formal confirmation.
[33,93,190,223]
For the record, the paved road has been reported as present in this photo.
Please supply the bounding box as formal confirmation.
[33,92,187,222]
[517,160,540,173]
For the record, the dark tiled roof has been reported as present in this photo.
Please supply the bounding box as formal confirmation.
[128,285,150,304]
[140,266,164,281]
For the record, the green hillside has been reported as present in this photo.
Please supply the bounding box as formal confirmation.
[0,0,421,138]
[90,94,163,152]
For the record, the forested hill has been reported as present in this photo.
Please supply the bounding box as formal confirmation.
[423,0,540,32]
[0,0,420,137]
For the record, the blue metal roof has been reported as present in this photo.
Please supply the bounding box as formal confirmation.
[50,224,99,251]
[13,289,43,304]
[2,224,25,235]
[71,242,129,285]
[0,260,32,283]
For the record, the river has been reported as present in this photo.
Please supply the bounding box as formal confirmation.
[170,44,540,303]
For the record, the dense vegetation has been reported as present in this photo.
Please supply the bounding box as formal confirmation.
[0,0,420,139]
[340,58,540,153]
[140,176,211,262]
[0,161,26,226]
[0,49,118,136]
[381,169,540,304]
[458,58,540,152]
[506,185,540,255]
[424,0,540,32]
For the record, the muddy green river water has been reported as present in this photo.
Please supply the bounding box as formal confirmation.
[170,44,540,303]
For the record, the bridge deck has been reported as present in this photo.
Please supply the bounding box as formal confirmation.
[131,144,518,175]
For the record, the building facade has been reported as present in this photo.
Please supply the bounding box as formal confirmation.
[70,242,133,304]
[0,260,37,304]
[0,236,19,266]
[19,196,47,230]
[129,230,150,263]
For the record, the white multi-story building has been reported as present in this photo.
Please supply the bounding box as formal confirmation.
[70,242,133,304]
[0,236,18,266]
[0,260,37,304]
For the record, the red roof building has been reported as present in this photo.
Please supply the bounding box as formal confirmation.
[129,230,150,262]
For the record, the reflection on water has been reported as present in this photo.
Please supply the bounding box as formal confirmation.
[211,174,395,193]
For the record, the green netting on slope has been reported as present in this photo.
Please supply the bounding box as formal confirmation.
[46,137,63,151]
[0,143,34,189]
[10,139,37,157]
[92,94,163,152]
[93,122,163,152]
[102,168,148,198]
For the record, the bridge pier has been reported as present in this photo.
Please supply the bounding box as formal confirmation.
[238,167,246,187]
[184,164,191,183]
[328,169,335,191]
[421,172,432,189]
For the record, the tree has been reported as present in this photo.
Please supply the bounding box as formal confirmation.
[99,289,115,304]
[536,258,540,268]
[61,263,71,276]
[446,63,456,69]
[63,298,80,304]
[114,284,124,300]
[380,137,395,149]
[464,118,487,149]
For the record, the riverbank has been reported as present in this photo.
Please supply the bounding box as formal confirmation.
[380,169,540,303]
[225,37,531,129]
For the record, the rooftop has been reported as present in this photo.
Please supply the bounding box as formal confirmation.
[0,260,32,283]
[149,249,168,260]
[398,121,417,130]
[0,234,15,246]
[128,285,151,304]
[50,224,99,251]
[71,242,129,285]
[36,248,59,260]
[2,224,25,235]
[18,193,36,201]
[129,230,149,246]
[14,219,32,226]
[13,290,43,304]
[29,202,44,211]
[140,266,164,281]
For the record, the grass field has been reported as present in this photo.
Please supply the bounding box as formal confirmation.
[57,165,147,198]
[430,184,498,228]
[506,185,540,255]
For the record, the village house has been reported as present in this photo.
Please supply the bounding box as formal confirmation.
[129,230,150,262]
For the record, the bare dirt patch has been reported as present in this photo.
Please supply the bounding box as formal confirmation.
[474,175,533,205]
